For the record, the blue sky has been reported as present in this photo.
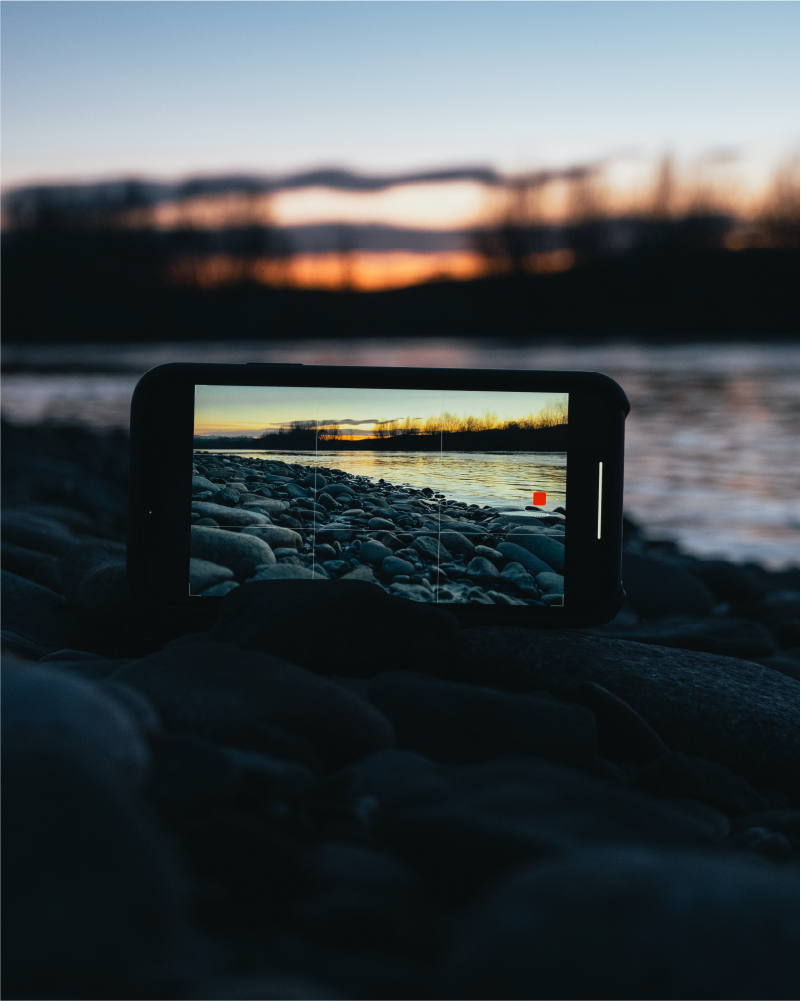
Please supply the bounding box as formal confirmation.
[2,1,797,188]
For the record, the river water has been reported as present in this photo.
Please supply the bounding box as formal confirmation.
[200,449,568,514]
[2,339,797,567]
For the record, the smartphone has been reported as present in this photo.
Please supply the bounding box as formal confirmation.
[128,363,628,627]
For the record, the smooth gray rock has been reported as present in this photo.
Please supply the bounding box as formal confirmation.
[191,475,217,493]
[465,557,501,587]
[207,579,461,678]
[241,524,303,550]
[1,510,79,557]
[499,562,539,595]
[389,582,434,602]
[368,517,395,530]
[623,552,716,618]
[3,749,187,1001]
[341,565,381,584]
[536,571,564,595]
[373,758,720,901]
[505,529,565,573]
[382,555,416,578]
[60,540,131,621]
[1,570,98,657]
[189,558,235,594]
[497,542,553,576]
[439,847,799,1001]
[412,536,449,563]
[239,496,289,515]
[2,664,150,788]
[190,526,275,580]
[200,580,240,596]
[367,671,597,768]
[190,502,269,526]
[114,641,395,770]
[459,627,799,793]
[248,564,326,581]
[440,530,477,558]
[358,541,395,565]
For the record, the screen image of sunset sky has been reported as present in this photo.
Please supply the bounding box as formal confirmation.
[193,385,568,441]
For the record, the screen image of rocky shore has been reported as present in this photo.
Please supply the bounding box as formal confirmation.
[190,384,568,605]
[190,453,566,605]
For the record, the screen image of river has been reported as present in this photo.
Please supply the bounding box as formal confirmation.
[189,384,569,605]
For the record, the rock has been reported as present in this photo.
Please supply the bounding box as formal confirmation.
[622,553,716,618]
[316,492,339,511]
[368,517,395,530]
[497,542,553,576]
[314,544,337,562]
[458,628,799,794]
[465,557,501,588]
[1,509,79,557]
[382,555,416,578]
[504,529,565,573]
[279,513,304,530]
[487,591,528,605]
[499,562,540,596]
[113,641,395,770]
[241,524,303,550]
[60,540,131,621]
[689,560,766,603]
[190,526,276,580]
[215,485,246,506]
[412,536,449,563]
[315,526,355,545]
[536,572,564,595]
[357,541,395,565]
[1,541,63,591]
[632,752,769,817]
[440,531,477,558]
[2,663,150,788]
[239,496,289,515]
[192,475,217,492]
[248,564,326,581]
[193,517,219,527]
[367,671,597,768]
[341,565,381,584]
[201,580,240,597]
[591,616,778,660]
[285,482,309,499]
[474,545,503,561]
[207,579,461,678]
[190,502,269,526]
[189,558,235,594]
[389,583,434,602]
[438,847,799,1001]
[321,559,350,577]
[3,749,188,1001]
[374,758,720,901]
[1,570,99,657]
[565,681,669,765]
[319,483,356,499]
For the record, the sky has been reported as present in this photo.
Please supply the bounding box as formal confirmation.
[2,0,798,194]
[193,384,567,436]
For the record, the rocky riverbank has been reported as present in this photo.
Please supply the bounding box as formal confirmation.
[2,422,798,1000]
[191,452,566,606]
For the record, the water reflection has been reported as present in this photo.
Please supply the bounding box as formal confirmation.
[200,449,567,513]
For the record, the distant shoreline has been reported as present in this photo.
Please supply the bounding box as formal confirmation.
[194,423,568,453]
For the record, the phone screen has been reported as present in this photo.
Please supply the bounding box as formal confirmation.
[189,384,567,606]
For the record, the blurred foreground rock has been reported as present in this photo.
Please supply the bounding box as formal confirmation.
[1,424,798,999]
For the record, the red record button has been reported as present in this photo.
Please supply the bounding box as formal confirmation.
[532,491,547,505]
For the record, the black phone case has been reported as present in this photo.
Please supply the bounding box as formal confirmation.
[128,363,628,628]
